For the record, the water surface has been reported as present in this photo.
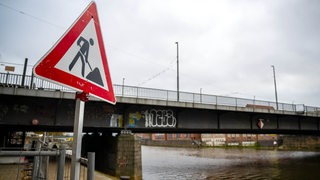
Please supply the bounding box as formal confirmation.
[142,146,320,180]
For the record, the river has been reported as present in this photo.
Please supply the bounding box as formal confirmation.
[141,146,320,180]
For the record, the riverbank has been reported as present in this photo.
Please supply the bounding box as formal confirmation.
[141,139,200,148]
[279,135,320,151]
[141,135,320,151]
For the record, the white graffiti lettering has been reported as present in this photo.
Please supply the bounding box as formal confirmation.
[13,104,28,113]
[144,109,176,128]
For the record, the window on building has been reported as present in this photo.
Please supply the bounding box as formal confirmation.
[176,133,180,138]
[155,133,164,140]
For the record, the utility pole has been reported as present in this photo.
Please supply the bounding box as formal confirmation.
[175,42,179,101]
[271,65,279,110]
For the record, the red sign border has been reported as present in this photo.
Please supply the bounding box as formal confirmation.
[33,2,116,104]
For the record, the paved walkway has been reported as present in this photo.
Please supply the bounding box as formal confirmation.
[0,163,118,180]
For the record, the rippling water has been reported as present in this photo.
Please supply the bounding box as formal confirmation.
[142,146,320,180]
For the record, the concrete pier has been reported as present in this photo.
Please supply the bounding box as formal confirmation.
[82,132,142,179]
[116,133,142,180]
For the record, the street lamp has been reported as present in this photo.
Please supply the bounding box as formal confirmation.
[271,65,279,110]
[175,42,180,101]
[200,88,202,103]
[122,78,125,96]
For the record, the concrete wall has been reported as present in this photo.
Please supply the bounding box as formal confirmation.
[141,139,198,148]
[281,135,320,150]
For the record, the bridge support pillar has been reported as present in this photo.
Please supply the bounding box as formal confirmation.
[116,133,142,180]
[82,132,142,179]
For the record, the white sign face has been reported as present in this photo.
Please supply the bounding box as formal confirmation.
[55,19,108,90]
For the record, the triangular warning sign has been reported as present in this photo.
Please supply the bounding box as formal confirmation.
[33,1,116,104]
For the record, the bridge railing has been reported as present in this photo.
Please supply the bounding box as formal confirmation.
[1,72,320,114]
[118,84,301,112]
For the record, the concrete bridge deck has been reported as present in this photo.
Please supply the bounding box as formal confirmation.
[1,72,320,134]
[1,86,320,135]
[1,86,319,117]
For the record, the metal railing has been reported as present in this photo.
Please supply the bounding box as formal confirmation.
[0,148,95,180]
[1,72,320,114]
[0,149,65,180]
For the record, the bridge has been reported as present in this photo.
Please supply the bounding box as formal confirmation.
[1,72,320,179]
[1,72,319,135]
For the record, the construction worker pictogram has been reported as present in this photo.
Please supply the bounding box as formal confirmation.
[68,36,104,86]
[69,37,94,77]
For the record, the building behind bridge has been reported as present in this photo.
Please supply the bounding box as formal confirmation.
[137,133,278,147]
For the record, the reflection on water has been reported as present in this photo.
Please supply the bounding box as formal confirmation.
[142,146,320,180]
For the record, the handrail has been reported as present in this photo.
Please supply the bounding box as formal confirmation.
[1,72,319,114]
[0,150,59,156]
[0,149,66,180]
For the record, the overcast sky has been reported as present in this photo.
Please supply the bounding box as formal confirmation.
[0,0,320,106]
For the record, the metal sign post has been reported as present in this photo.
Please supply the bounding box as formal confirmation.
[70,92,88,180]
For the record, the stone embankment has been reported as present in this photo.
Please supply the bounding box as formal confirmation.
[280,135,320,151]
[141,136,320,151]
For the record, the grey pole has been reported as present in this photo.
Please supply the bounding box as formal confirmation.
[32,141,41,180]
[21,58,28,86]
[175,42,179,101]
[271,65,279,110]
[122,78,125,96]
[200,88,202,103]
[30,71,34,89]
[70,94,86,180]
[57,148,66,180]
[87,152,95,180]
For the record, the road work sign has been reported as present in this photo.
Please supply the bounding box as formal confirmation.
[33,1,116,104]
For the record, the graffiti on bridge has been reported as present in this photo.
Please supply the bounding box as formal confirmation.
[110,114,123,127]
[144,109,176,128]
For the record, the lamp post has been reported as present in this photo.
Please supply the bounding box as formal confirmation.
[271,65,279,110]
[175,42,179,101]
[122,78,125,97]
[200,88,202,103]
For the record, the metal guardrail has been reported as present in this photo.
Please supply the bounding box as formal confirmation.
[0,148,95,180]
[1,72,320,114]
[0,149,66,180]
